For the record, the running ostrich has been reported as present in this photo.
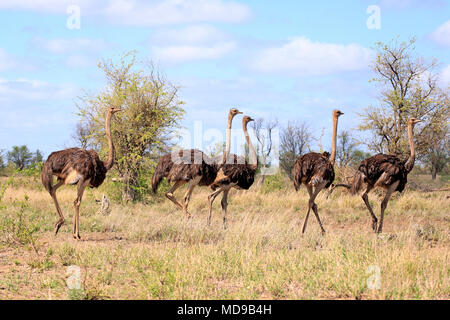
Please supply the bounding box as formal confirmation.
[151,108,242,218]
[207,115,257,228]
[292,109,343,235]
[351,118,422,233]
[41,106,121,240]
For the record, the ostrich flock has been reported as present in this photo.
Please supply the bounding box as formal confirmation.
[41,107,421,240]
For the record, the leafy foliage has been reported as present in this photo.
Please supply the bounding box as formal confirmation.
[76,51,185,201]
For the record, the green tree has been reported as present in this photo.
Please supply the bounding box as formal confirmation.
[336,130,359,167]
[77,51,185,201]
[420,92,450,179]
[0,149,4,169]
[359,37,448,164]
[349,150,372,167]
[7,145,33,170]
[33,149,43,164]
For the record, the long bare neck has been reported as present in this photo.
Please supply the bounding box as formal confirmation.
[104,111,115,171]
[222,113,234,164]
[330,115,338,165]
[404,123,415,173]
[243,121,257,170]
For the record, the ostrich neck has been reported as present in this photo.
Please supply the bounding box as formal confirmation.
[330,116,338,166]
[222,113,234,164]
[104,111,115,171]
[243,121,257,170]
[405,123,415,173]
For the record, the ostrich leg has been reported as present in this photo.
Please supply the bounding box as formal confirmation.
[207,188,223,226]
[165,180,187,210]
[377,181,399,234]
[361,185,378,231]
[221,188,230,229]
[181,177,201,219]
[73,180,89,240]
[302,183,325,234]
[311,183,327,235]
[51,179,65,235]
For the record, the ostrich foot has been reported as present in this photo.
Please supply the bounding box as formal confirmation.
[73,233,81,240]
[371,220,378,232]
[54,219,65,235]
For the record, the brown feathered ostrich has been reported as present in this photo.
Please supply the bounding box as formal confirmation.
[207,115,257,228]
[351,118,422,233]
[41,106,121,240]
[292,109,343,235]
[151,108,242,219]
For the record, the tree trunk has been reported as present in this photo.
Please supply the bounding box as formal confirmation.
[255,175,265,189]
[431,165,437,180]
[120,172,137,202]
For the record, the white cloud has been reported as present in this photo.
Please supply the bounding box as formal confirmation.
[252,37,373,76]
[104,0,250,25]
[151,25,236,63]
[32,37,109,54]
[0,78,77,101]
[0,0,251,25]
[152,25,228,45]
[430,20,450,47]
[0,0,72,13]
[153,42,236,63]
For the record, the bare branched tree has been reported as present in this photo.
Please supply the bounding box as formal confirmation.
[280,121,312,179]
[251,118,278,187]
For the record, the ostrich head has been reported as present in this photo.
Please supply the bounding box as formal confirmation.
[333,109,344,118]
[243,116,254,124]
[230,108,242,117]
[108,106,122,114]
[408,118,422,127]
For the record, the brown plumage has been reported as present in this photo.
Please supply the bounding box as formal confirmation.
[41,106,121,240]
[151,150,217,193]
[151,108,242,218]
[293,152,335,191]
[292,110,343,235]
[207,115,257,228]
[351,118,421,233]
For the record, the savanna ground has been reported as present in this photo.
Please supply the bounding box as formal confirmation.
[0,172,449,300]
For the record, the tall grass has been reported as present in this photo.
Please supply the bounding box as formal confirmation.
[0,174,448,299]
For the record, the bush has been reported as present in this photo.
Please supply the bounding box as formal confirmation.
[260,171,288,194]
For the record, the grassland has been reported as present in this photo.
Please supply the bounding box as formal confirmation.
[0,173,449,300]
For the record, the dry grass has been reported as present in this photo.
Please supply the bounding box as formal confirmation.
[0,174,449,300]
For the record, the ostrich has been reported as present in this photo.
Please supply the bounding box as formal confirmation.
[41,106,121,240]
[151,108,242,218]
[207,115,257,228]
[292,109,343,235]
[351,118,422,233]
